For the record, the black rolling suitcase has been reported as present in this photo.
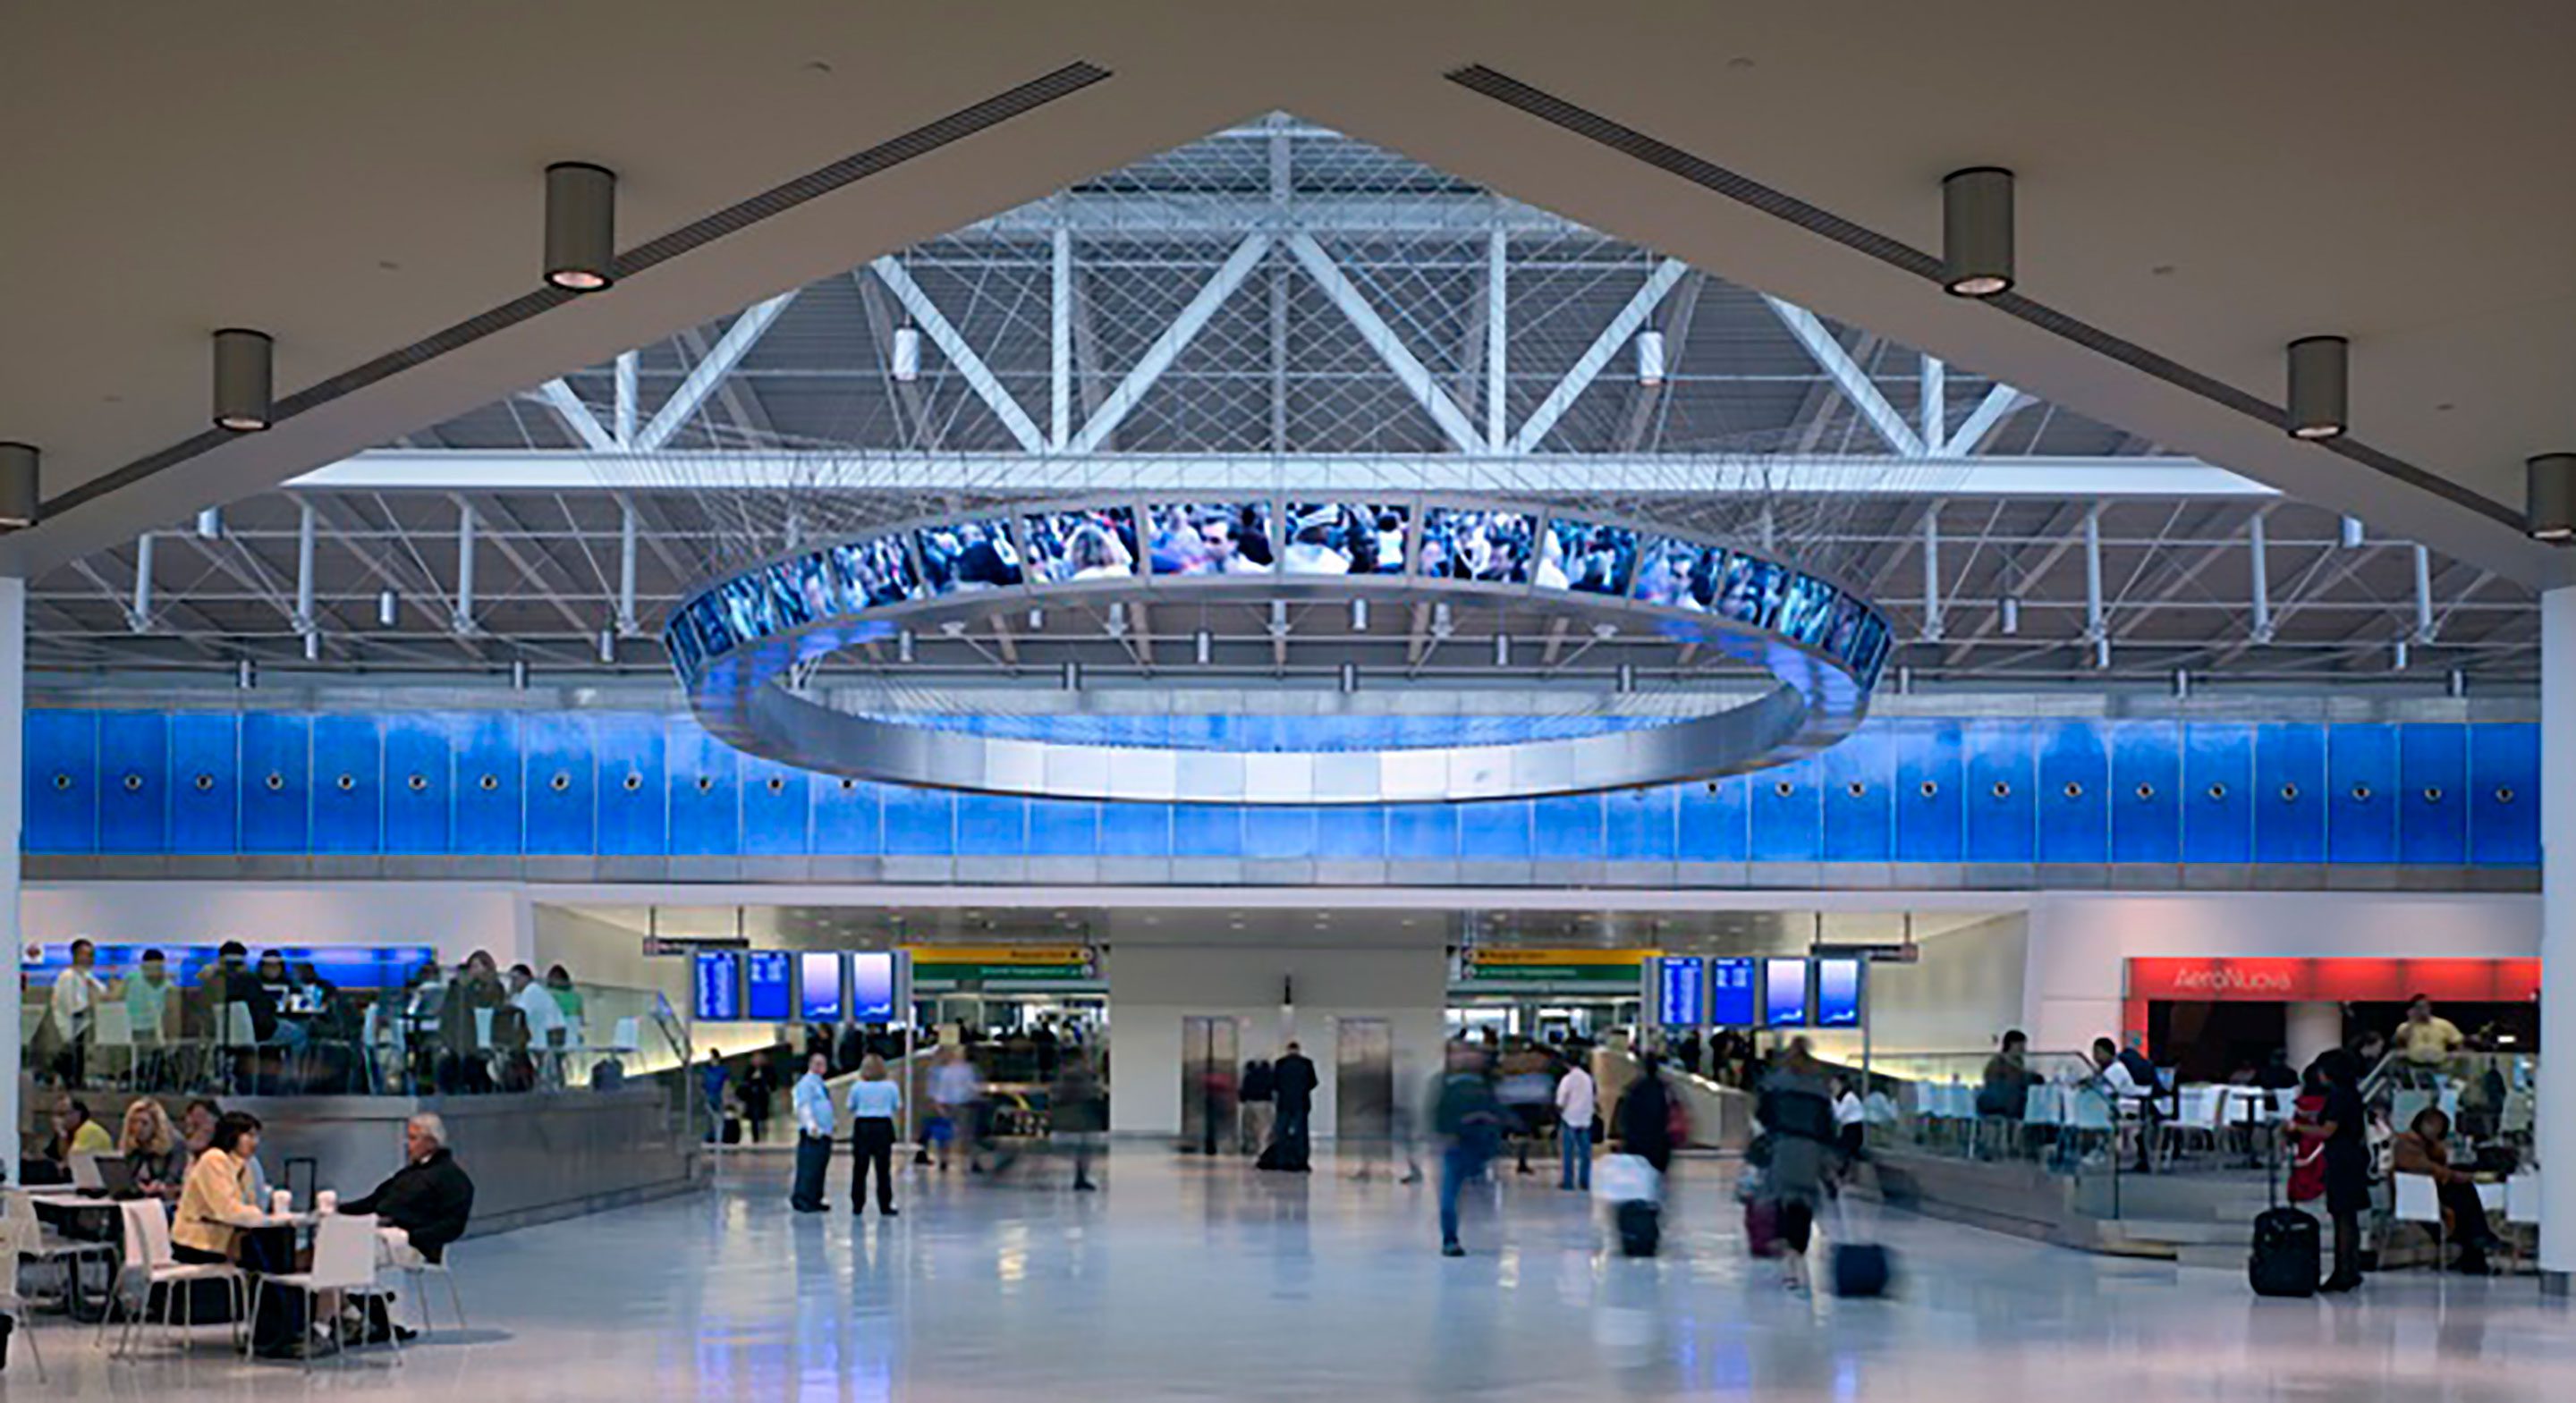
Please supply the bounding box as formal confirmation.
[1615,1199,1662,1257]
[1827,1190,1894,1297]
[2249,1133,2319,1297]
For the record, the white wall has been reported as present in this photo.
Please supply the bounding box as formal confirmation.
[1801,912,2029,1067]
[530,903,782,1060]
[1107,942,1447,1139]
[22,881,532,967]
[2022,892,2541,1052]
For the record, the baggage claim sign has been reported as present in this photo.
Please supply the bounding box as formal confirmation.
[1451,948,1653,991]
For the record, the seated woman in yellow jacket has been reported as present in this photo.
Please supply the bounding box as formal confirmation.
[173,1111,272,1264]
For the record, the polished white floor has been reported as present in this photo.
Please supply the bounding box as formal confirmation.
[17,1145,2573,1400]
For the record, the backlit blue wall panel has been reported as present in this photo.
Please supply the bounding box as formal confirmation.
[24,709,2537,876]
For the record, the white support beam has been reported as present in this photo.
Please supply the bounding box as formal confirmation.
[1945,383,2031,455]
[1067,232,1271,456]
[869,258,1047,454]
[2081,504,2106,641]
[1764,296,1925,458]
[2413,543,2437,644]
[613,351,640,449]
[295,450,2279,498]
[292,499,317,635]
[1512,258,1688,454]
[1919,355,1946,451]
[452,502,479,636]
[1920,505,1945,643]
[535,379,617,452]
[616,498,640,636]
[128,533,154,633]
[1485,227,1509,451]
[635,291,796,452]
[2249,511,2276,644]
[1051,223,1073,451]
[1284,232,1485,456]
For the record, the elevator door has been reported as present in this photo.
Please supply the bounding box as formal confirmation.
[1336,1018,1394,1143]
[1180,1016,1241,1154]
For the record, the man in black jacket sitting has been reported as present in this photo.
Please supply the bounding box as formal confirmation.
[341,1112,475,1264]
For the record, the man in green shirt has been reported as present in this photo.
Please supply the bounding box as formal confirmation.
[123,947,175,1042]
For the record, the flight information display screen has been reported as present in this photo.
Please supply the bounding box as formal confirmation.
[691,950,742,1022]
[745,951,794,1022]
[1708,957,1758,1027]
[1761,958,1809,1027]
[1656,956,1706,1027]
[798,951,845,1024]
[1815,958,1863,1027]
[849,951,898,1023]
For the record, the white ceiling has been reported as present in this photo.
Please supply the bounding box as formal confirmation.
[7,3,2571,583]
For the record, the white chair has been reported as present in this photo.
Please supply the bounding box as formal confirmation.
[0,1207,49,1383]
[92,1002,135,1087]
[1,1189,115,1310]
[101,1199,245,1357]
[247,1213,400,1368]
[2394,1172,2447,1271]
[397,1240,467,1337]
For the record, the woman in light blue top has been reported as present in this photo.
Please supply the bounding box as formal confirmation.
[845,1054,903,1216]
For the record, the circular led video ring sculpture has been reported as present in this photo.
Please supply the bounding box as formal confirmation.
[666,495,1894,805]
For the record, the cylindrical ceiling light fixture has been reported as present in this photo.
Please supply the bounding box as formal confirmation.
[895,629,916,663]
[211,328,274,432]
[1349,596,1368,631]
[1193,629,1213,664]
[1060,660,1083,691]
[1998,595,2021,637]
[235,658,257,690]
[1616,663,1637,695]
[196,507,223,539]
[0,442,38,529]
[2526,452,2576,543]
[1940,166,2015,298]
[544,162,617,292]
[1635,327,1666,387]
[377,589,399,628]
[597,629,617,664]
[2285,335,2349,440]
[511,658,530,690]
[892,323,922,383]
[1339,661,1360,694]
[1493,632,1512,668]
[302,630,322,663]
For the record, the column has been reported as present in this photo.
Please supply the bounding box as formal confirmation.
[0,577,22,1171]
[2284,1001,2343,1072]
[2543,586,2575,1293]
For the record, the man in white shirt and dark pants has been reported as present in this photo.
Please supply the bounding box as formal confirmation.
[790,1053,834,1213]
[1555,1056,1597,1192]
[50,939,106,1087]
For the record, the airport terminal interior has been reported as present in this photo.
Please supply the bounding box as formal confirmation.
[4,4,2575,1397]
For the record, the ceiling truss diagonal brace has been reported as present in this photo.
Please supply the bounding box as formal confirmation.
[1762,297,1926,458]
[869,257,1047,454]
[1066,232,1271,455]
[1945,383,2032,455]
[1284,232,1486,456]
[1510,258,1688,454]
[636,292,798,451]
[535,380,618,452]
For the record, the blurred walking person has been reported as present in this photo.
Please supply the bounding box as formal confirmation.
[1756,1038,1835,1295]
[1264,1042,1318,1172]
[928,1044,980,1172]
[1616,1053,1677,1175]
[789,1052,833,1213]
[1433,1042,1504,1257]
[1051,1050,1106,1191]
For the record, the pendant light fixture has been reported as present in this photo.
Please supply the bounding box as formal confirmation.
[212,328,274,431]
[1940,167,2015,298]
[1635,327,1666,386]
[2527,452,2576,543]
[2285,335,2349,440]
[0,442,38,529]
[543,162,618,292]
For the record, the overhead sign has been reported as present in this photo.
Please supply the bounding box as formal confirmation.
[2128,957,2539,1004]
[744,951,794,1021]
[1708,957,1758,1027]
[691,950,743,1022]
[1457,949,1656,985]
[906,945,1097,982]
[644,934,750,957]
[1656,957,1706,1027]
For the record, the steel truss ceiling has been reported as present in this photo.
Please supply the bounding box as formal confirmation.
[27,117,2536,688]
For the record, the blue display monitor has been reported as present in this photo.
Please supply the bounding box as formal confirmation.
[691,950,743,1022]
[1761,958,1809,1027]
[1656,956,1706,1027]
[1815,958,1863,1028]
[797,951,845,1024]
[745,951,794,1022]
[850,951,899,1023]
[1708,957,1758,1027]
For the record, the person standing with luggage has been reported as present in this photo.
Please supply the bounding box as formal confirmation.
[1239,1056,1276,1156]
[789,1052,834,1213]
[1433,1042,1504,1257]
[1756,1039,1836,1296]
[1615,1053,1675,1175]
[845,1054,902,1217]
[740,1052,777,1148]
[1050,1051,1106,1192]
[1555,1054,1597,1192]
[2315,1049,2372,1292]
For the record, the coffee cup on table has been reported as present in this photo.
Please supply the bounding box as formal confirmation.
[317,1189,339,1213]
[271,1188,293,1217]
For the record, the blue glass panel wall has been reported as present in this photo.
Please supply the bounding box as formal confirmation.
[1606,787,1676,862]
[451,714,522,857]
[2398,724,2467,866]
[1750,756,1822,862]
[1894,722,1964,864]
[2108,722,2181,864]
[1678,775,1748,863]
[310,714,383,856]
[741,756,812,855]
[1822,728,1894,862]
[2254,724,2327,864]
[812,777,884,856]
[665,721,740,856]
[25,709,97,853]
[2180,723,2254,865]
[96,712,168,854]
[2034,722,2108,864]
[1962,723,2033,864]
[2326,723,2399,865]
[1460,800,1534,861]
[382,714,452,854]
[594,714,666,856]
[239,714,311,854]
[168,713,240,854]
[2469,723,2539,866]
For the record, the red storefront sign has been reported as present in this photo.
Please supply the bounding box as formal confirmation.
[2127,957,2540,1003]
